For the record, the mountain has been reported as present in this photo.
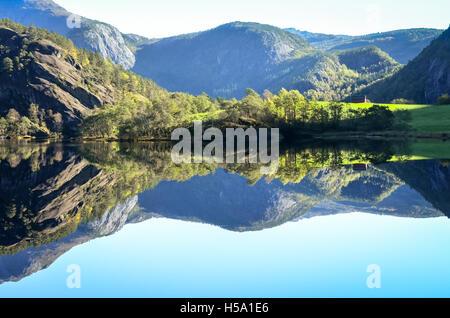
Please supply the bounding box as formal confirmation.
[286,28,444,64]
[1,1,441,101]
[334,46,399,74]
[132,21,400,100]
[0,0,136,68]
[0,22,164,135]
[361,26,450,104]
[137,165,442,232]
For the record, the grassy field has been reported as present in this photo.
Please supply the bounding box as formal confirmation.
[189,102,450,134]
[319,102,450,133]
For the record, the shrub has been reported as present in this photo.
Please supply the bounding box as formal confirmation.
[391,98,415,104]
[437,94,450,105]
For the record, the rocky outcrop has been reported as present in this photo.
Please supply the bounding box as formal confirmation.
[0,0,136,69]
[85,196,138,236]
[69,22,135,70]
[0,27,117,134]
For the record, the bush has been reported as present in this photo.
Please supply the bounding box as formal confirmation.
[437,94,450,105]
[391,98,415,104]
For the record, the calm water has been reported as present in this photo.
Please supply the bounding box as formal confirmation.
[0,140,450,297]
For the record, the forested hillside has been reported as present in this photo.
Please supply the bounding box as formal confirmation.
[286,28,443,64]
[0,0,137,68]
[132,22,401,100]
[361,26,450,104]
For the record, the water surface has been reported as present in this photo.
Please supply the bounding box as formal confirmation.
[0,140,449,297]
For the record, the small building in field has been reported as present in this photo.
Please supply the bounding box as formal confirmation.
[351,95,368,103]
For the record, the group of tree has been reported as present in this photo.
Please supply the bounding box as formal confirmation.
[81,86,397,140]
[0,105,61,139]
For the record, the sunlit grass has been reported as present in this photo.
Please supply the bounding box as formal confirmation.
[319,102,450,132]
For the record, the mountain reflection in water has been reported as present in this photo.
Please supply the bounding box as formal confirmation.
[0,139,450,287]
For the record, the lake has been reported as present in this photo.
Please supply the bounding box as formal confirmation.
[0,139,450,297]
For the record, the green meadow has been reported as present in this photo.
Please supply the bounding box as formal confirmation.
[319,102,450,133]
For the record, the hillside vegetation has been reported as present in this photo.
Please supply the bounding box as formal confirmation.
[133,22,401,101]
[0,19,448,140]
[361,26,450,104]
[286,28,443,64]
[0,0,136,68]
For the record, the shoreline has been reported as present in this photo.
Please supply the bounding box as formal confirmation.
[2,130,450,143]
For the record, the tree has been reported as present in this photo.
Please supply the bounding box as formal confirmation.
[329,101,344,128]
[437,94,450,105]
[28,104,40,124]
[1,57,13,73]
[263,89,273,101]
[6,108,20,123]
[0,117,7,136]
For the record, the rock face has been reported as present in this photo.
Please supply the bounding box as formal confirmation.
[85,196,138,236]
[0,0,136,69]
[362,26,450,104]
[68,22,135,70]
[0,27,116,134]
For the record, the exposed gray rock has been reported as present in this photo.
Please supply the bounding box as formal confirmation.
[0,0,136,69]
[69,22,136,70]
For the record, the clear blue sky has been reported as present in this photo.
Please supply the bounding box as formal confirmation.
[56,0,449,38]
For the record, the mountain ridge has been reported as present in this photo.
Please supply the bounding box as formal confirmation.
[285,27,444,64]
[360,26,450,104]
[132,21,401,100]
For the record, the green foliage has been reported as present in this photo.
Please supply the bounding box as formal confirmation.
[0,106,50,138]
[437,94,450,105]
[81,87,398,139]
[1,57,13,73]
[362,27,450,104]
[391,98,416,104]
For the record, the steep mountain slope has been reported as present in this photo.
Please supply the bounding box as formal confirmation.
[133,22,313,98]
[286,28,444,64]
[361,27,450,104]
[334,46,400,74]
[0,23,163,135]
[132,22,400,100]
[0,0,135,68]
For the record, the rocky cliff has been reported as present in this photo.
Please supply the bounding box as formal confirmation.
[362,26,450,104]
[0,0,135,69]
